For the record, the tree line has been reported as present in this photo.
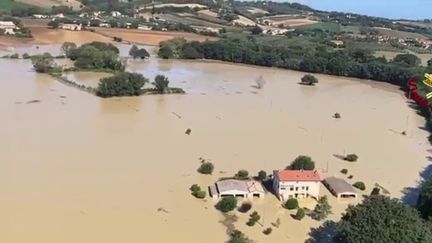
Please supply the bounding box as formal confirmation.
[158,37,431,88]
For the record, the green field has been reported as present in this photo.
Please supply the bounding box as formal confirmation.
[296,22,341,33]
[0,0,37,13]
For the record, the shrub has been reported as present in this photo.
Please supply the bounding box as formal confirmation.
[194,190,206,199]
[238,202,252,213]
[301,74,318,85]
[417,176,432,219]
[340,169,348,174]
[236,170,249,179]
[288,155,315,170]
[285,198,299,210]
[10,53,19,59]
[258,170,267,181]
[113,36,123,42]
[185,128,191,135]
[216,196,237,213]
[263,227,272,235]
[334,113,341,119]
[198,162,214,175]
[22,53,30,59]
[190,184,201,193]
[294,208,305,220]
[345,154,359,162]
[348,175,353,179]
[246,211,260,226]
[353,181,366,191]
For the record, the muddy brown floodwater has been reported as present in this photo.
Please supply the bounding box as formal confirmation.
[0,45,430,243]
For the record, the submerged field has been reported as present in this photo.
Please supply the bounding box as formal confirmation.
[0,44,430,242]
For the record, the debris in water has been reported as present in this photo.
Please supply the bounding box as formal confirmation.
[59,95,67,98]
[157,207,169,214]
[172,112,182,119]
[26,99,40,104]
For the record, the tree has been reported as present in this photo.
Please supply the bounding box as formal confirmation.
[182,45,201,59]
[250,25,263,35]
[96,72,148,97]
[129,45,150,59]
[312,196,331,220]
[301,74,318,85]
[258,170,267,181]
[236,170,249,179]
[352,181,366,191]
[61,42,77,57]
[340,169,348,174]
[392,53,421,67]
[336,196,432,243]
[370,187,380,196]
[158,45,174,59]
[238,202,252,213]
[31,53,56,73]
[417,176,432,219]
[288,155,315,170]
[246,211,261,226]
[198,162,214,174]
[129,45,139,57]
[294,208,305,220]
[285,198,299,209]
[228,230,251,243]
[216,196,237,213]
[153,74,170,93]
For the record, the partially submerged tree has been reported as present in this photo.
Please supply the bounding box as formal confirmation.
[61,42,77,58]
[153,74,170,93]
[312,196,332,220]
[285,198,299,210]
[301,74,318,86]
[197,161,214,175]
[129,45,150,59]
[288,155,315,170]
[216,196,237,213]
[353,181,366,191]
[246,211,261,226]
[336,196,432,243]
[236,170,249,179]
[255,75,266,89]
[31,53,57,73]
[228,230,251,243]
[96,72,148,97]
[257,170,267,181]
[344,154,358,162]
[294,208,305,220]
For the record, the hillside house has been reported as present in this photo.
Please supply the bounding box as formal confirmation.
[0,21,17,35]
[273,169,321,201]
[60,23,82,31]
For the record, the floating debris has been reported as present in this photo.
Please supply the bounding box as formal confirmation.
[59,95,67,99]
[172,112,182,119]
[26,99,40,104]
[157,207,169,214]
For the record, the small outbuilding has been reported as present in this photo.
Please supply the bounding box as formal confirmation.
[209,179,265,199]
[323,176,358,199]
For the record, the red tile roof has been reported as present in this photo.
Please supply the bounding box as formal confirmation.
[275,170,321,182]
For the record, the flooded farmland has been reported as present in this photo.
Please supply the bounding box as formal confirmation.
[0,45,430,243]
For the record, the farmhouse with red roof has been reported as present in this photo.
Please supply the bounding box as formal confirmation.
[273,169,321,201]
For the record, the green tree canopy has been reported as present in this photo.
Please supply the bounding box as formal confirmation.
[96,72,148,97]
[288,155,315,170]
[336,196,432,243]
[31,53,56,73]
[153,74,170,93]
[301,74,319,85]
[417,176,432,219]
[392,53,421,67]
[61,42,77,57]
[216,196,238,213]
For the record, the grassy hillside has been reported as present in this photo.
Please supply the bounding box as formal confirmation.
[0,0,39,13]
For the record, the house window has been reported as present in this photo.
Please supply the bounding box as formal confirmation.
[301,186,305,190]
[306,186,309,191]
[295,187,298,191]
[290,187,294,191]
